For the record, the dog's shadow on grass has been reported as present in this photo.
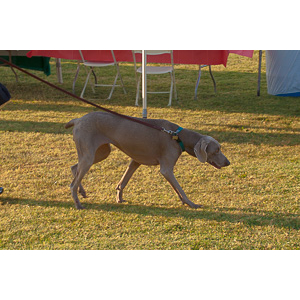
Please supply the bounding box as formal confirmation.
[1,196,299,230]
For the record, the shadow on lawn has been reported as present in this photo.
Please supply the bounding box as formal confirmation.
[2,196,299,230]
[2,69,300,117]
[4,102,94,113]
[1,119,299,146]
[0,120,68,135]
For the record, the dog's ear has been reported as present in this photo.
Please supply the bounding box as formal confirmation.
[194,138,209,163]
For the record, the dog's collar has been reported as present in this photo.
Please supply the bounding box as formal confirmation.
[162,126,185,152]
[173,127,185,152]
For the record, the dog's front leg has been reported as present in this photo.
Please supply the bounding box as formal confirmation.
[160,165,203,209]
[116,160,141,203]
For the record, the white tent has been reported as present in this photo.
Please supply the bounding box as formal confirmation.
[266,50,300,96]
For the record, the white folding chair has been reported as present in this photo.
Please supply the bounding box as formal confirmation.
[132,50,177,106]
[79,50,126,99]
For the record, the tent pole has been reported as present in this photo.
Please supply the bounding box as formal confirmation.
[257,50,262,96]
[56,58,63,84]
[142,50,147,118]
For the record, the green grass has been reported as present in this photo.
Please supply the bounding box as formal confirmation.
[0,51,299,249]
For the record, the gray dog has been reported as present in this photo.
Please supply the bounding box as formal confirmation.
[65,112,230,209]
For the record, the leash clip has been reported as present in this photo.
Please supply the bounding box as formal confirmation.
[162,127,183,138]
[161,127,173,135]
[162,127,185,151]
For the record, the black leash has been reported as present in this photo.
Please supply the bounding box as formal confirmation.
[0,57,185,150]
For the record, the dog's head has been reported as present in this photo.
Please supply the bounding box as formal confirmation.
[194,136,230,169]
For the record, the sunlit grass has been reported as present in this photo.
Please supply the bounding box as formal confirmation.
[0,51,299,249]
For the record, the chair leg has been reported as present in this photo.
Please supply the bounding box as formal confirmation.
[107,64,127,100]
[91,69,97,85]
[135,75,141,106]
[194,65,202,100]
[208,65,217,93]
[107,73,118,100]
[8,52,18,82]
[115,63,127,94]
[88,67,96,94]
[168,72,173,106]
[73,63,81,94]
[80,68,92,98]
[172,70,177,101]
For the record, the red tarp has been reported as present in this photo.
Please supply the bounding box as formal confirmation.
[27,50,253,67]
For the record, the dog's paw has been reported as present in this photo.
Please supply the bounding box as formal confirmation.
[75,203,85,210]
[116,198,126,203]
[80,191,87,198]
[189,203,203,209]
[194,204,203,209]
[79,187,87,198]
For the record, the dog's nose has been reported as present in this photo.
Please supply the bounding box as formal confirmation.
[225,159,230,166]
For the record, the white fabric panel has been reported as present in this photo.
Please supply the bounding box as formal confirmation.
[266,50,300,96]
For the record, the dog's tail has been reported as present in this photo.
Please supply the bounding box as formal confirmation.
[65,119,77,129]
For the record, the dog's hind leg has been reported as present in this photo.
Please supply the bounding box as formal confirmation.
[70,144,111,209]
[71,164,87,198]
[70,158,93,209]
[116,159,141,203]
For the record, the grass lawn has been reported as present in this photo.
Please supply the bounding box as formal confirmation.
[0,51,299,249]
